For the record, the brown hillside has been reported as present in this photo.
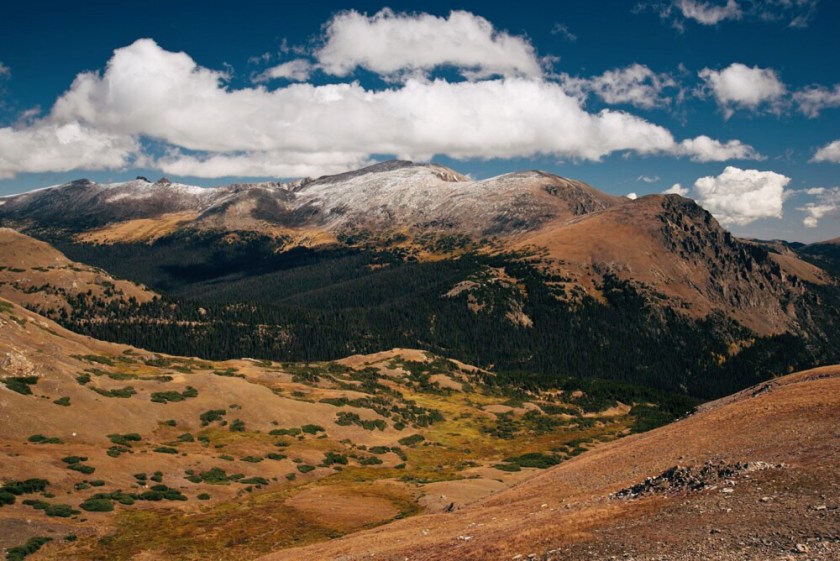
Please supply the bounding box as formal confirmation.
[259,365,840,561]
[0,299,648,560]
[515,195,828,334]
[0,228,155,313]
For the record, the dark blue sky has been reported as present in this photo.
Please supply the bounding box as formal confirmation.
[0,1,838,241]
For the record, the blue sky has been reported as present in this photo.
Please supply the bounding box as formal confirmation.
[0,0,838,242]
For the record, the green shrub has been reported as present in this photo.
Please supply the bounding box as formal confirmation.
[229,419,246,432]
[296,464,315,473]
[238,476,268,486]
[93,386,136,398]
[1,479,49,495]
[321,452,348,466]
[108,433,142,446]
[53,396,71,406]
[27,434,62,444]
[2,376,39,395]
[154,446,178,454]
[197,493,211,500]
[79,497,114,512]
[107,446,131,457]
[62,456,86,464]
[398,434,425,446]
[502,452,561,469]
[301,424,324,435]
[240,455,263,463]
[163,419,177,427]
[47,503,80,517]
[177,433,194,442]
[5,536,53,561]
[151,386,198,403]
[151,471,163,483]
[285,473,296,481]
[186,467,230,484]
[0,490,15,506]
[68,463,96,475]
[359,456,383,465]
[368,446,390,454]
[269,427,301,436]
[493,463,521,472]
[200,409,226,426]
[76,373,91,385]
[266,453,287,461]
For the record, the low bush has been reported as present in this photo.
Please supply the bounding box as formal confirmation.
[27,434,62,444]
[398,434,425,446]
[2,376,39,395]
[53,396,71,406]
[6,536,53,561]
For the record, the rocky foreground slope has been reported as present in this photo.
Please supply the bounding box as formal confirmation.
[258,365,840,561]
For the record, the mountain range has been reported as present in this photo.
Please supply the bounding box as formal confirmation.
[1,161,838,400]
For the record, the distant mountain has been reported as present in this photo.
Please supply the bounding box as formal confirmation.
[1,161,838,399]
[797,236,840,277]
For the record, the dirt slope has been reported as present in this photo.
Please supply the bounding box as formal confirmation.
[259,365,840,561]
[0,227,155,313]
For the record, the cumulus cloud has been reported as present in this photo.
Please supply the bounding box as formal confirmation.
[0,34,760,179]
[643,0,819,29]
[561,64,678,109]
[637,175,660,183]
[676,135,762,162]
[698,63,786,117]
[794,84,840,118]
[812,140,840,163]
[693,166,790,226]
[0,122,138,180]
[626,192,639,200]
[664,183,690,195]
[254,59,313,82]
[0,62,9,78]
[315,9,542,81]
[797,187,840,228]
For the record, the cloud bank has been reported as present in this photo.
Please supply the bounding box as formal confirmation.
[0,11,763,180]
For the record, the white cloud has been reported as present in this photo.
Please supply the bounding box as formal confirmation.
[315,9,542,81]
[551,23,577,42]
[676,135,762,162]
[676,0,742,25]
[797,187,840,228]
[812,140,840,163]
[155,150,372,179]
[0,62,9,78]
[0,122,137,180]
[794,84,840,118]
[693,166,790,226]
[626,192,639,200]
[561,64,678,109]
[643,0,819,29]
[698,63,786,117]
[663,183,690,195]
[254,59,313,82]
[0,36,760,179]
[637,175,660,183]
